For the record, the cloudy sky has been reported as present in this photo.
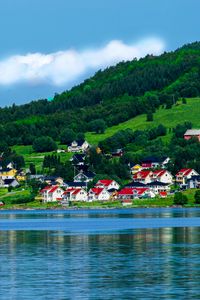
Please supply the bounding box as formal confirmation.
[0,0,200,106]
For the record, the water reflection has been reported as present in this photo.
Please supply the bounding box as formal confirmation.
[1,225,200,299]
[1,207,200,220]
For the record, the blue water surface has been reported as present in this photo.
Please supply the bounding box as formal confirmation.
[0,208,200,299]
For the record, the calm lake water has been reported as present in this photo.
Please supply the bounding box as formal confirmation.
[1,208,200,299]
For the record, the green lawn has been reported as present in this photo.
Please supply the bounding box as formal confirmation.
[0,188,198,209]
[0,188,31,207]
[12,144,73,171]
[86,98,200,145]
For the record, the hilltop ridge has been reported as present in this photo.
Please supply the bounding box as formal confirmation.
[0,41,200,147]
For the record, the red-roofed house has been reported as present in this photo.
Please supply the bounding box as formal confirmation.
[62,188,88,202]
[176,169,199,185]
[151,170,173,184]
[88,188,110,201]
[40,186,64,203]
[133,171,153,184]
[95,179,120,190]
[118,187,155,199]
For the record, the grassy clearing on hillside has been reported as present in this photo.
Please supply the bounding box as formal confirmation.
[86,98,200,145]
[12,144,73,171]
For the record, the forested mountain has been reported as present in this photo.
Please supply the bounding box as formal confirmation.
[1,41,200,146]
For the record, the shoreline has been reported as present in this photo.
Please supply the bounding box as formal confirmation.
[1,205,200,211]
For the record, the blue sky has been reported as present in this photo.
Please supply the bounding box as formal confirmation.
[0,0,200,106]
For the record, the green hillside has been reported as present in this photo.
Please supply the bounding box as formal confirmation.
[86,98,200,145]
[0,41,200,149]
[12,97,200,171]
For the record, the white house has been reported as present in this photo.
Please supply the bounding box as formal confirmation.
[68,140,90,153]
[40,186,64,203]
[176,169,199,186]
[133,170,153,184]
[151,170,173,184]
[62,188,88,202]
[88,188,110,201]
[95,179,120,190]
[146,181,171,195]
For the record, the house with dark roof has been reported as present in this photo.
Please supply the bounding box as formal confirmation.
[0,162,14,171]
[125,181,146,188]
[146,181,171,194]
[70,153,86,165]
[0,167,17,179]
[75,164,89,173]
[141,156,170,169]
[125,180,170,195]
[64,182,87,189]
[187,175,200,189]
[0,178,19,188]
[74,170,96,183]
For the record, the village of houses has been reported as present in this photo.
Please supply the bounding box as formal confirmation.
[0,129,200,206]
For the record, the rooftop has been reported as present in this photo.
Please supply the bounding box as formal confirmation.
[184,129,200,136]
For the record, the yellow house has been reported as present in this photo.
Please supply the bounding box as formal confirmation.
[0,168,17,178]
[16,174,27,181]
[130,164,143,175]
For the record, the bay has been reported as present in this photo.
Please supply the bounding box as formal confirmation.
[0,208,200,299]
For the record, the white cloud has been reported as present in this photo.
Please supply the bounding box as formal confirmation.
[0,37,165,86]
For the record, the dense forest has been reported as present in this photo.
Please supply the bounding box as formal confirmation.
[0,41,200,146]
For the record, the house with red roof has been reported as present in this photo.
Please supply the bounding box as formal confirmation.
[133,170,153,184]
[88,188,110,201]
[95,179,120,191]
[176,169,199,186]
[62,188,88,202]
[40,185,64,203]
[117,187,155,199]
[151,170,173,184]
